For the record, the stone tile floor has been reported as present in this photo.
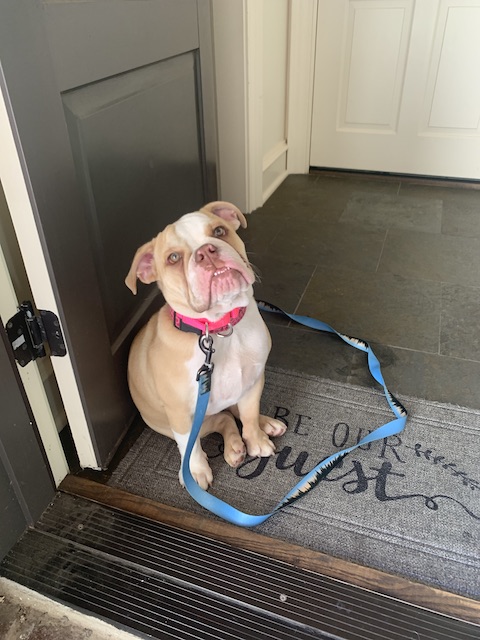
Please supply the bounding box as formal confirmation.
[246,172,480,410]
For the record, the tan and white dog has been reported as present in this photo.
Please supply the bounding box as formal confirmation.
[125,201,286,490]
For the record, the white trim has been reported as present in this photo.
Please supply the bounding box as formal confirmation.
[0,84,99,470]
[263,168,289,202]
[262,141,288,203]
[262,140,288,172]
[212,0,269,213]
[286,0,318,174]
[245,0,265,211]
[0,242,69,486]
[211,0,249,211]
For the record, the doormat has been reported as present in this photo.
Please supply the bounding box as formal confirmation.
[109,367,480,600]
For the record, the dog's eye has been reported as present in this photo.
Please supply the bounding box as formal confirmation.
[167,252,181,264]
[213,226,227,238]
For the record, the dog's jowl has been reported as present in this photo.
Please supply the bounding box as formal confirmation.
[125,201,286,489]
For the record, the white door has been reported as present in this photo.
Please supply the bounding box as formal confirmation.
[310,0,480,179]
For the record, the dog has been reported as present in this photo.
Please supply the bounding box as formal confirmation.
[125,201,286,490]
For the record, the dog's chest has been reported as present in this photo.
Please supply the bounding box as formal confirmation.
[186,322,269,414]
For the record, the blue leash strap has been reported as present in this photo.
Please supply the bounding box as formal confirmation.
[181,300,408,527]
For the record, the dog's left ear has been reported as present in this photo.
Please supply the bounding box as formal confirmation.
[200,201,247,230]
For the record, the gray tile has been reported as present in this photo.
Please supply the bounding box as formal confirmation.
[266,321,357,381]
[260,307,293,328]
[363,181,480,237]
[442,201,480,238]
[440,283,480,361]
[270,219,386,273]
[262,173,400,223]
[263,174,321,211]
[242,209,286,255]
[268,320,480,410]
[399,181,477,201]
[313,172,400,195]
[269,173,320,198]
[340,192,442,233]
[379,229,480,286]
[251,254,316,313]
[399,183,480,238]
[241,173,480,411]
[297,268,441,353]
[351,343,480,411]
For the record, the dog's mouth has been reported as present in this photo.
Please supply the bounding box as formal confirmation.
[189,259,254,313]
[208,264,251,300]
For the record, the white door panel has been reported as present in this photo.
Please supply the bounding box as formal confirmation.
[311,0,480,178]
[423,3,480,131]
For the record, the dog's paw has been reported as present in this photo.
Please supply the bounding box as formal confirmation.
[259,415,287,437]
[243,430,276,458]
[192,465,213,490]
[223,435,247,468]
[178,460,213,490]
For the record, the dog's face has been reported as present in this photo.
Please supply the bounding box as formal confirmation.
[125,202,255,318]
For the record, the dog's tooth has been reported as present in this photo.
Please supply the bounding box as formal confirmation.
[213,266,231,277]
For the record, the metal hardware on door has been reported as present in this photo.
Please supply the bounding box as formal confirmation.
[5,301,67,367]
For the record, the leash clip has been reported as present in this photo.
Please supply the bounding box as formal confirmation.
[196,326,215,391]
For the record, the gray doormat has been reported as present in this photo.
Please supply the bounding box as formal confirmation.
[109,367,480,600]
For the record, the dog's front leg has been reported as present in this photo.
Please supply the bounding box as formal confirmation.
[235,375,286,458]
[167,409,213,489]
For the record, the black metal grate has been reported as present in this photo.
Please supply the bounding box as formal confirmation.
[1,493,478,639]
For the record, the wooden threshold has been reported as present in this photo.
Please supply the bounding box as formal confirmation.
[60,474,480,626]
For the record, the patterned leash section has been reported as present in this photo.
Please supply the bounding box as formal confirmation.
[181,300,408,527]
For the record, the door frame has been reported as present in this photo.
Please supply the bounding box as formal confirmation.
[286,0,318,176]
[0,62,97,471]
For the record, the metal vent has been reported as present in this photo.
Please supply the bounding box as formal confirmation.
[1,493,478,640]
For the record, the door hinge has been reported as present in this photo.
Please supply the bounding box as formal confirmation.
[5,301,67,367]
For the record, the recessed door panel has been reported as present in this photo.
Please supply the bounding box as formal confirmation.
[63,54,204,345]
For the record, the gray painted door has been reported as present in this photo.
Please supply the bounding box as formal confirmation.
[0,322,54,560]
[0,1,216,468]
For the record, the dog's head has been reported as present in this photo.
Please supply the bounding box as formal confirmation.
[125,201,255,319]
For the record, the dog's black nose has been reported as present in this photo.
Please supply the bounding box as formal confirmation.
[195,243,218,263]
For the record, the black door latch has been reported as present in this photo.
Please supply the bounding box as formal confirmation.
[5,301,66,367]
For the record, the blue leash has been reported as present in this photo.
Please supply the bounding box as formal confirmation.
[181,300,408,527]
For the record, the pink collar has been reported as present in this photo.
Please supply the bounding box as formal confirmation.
[170,306,247,336]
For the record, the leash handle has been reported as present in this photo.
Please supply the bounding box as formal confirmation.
[181,300,408,527]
